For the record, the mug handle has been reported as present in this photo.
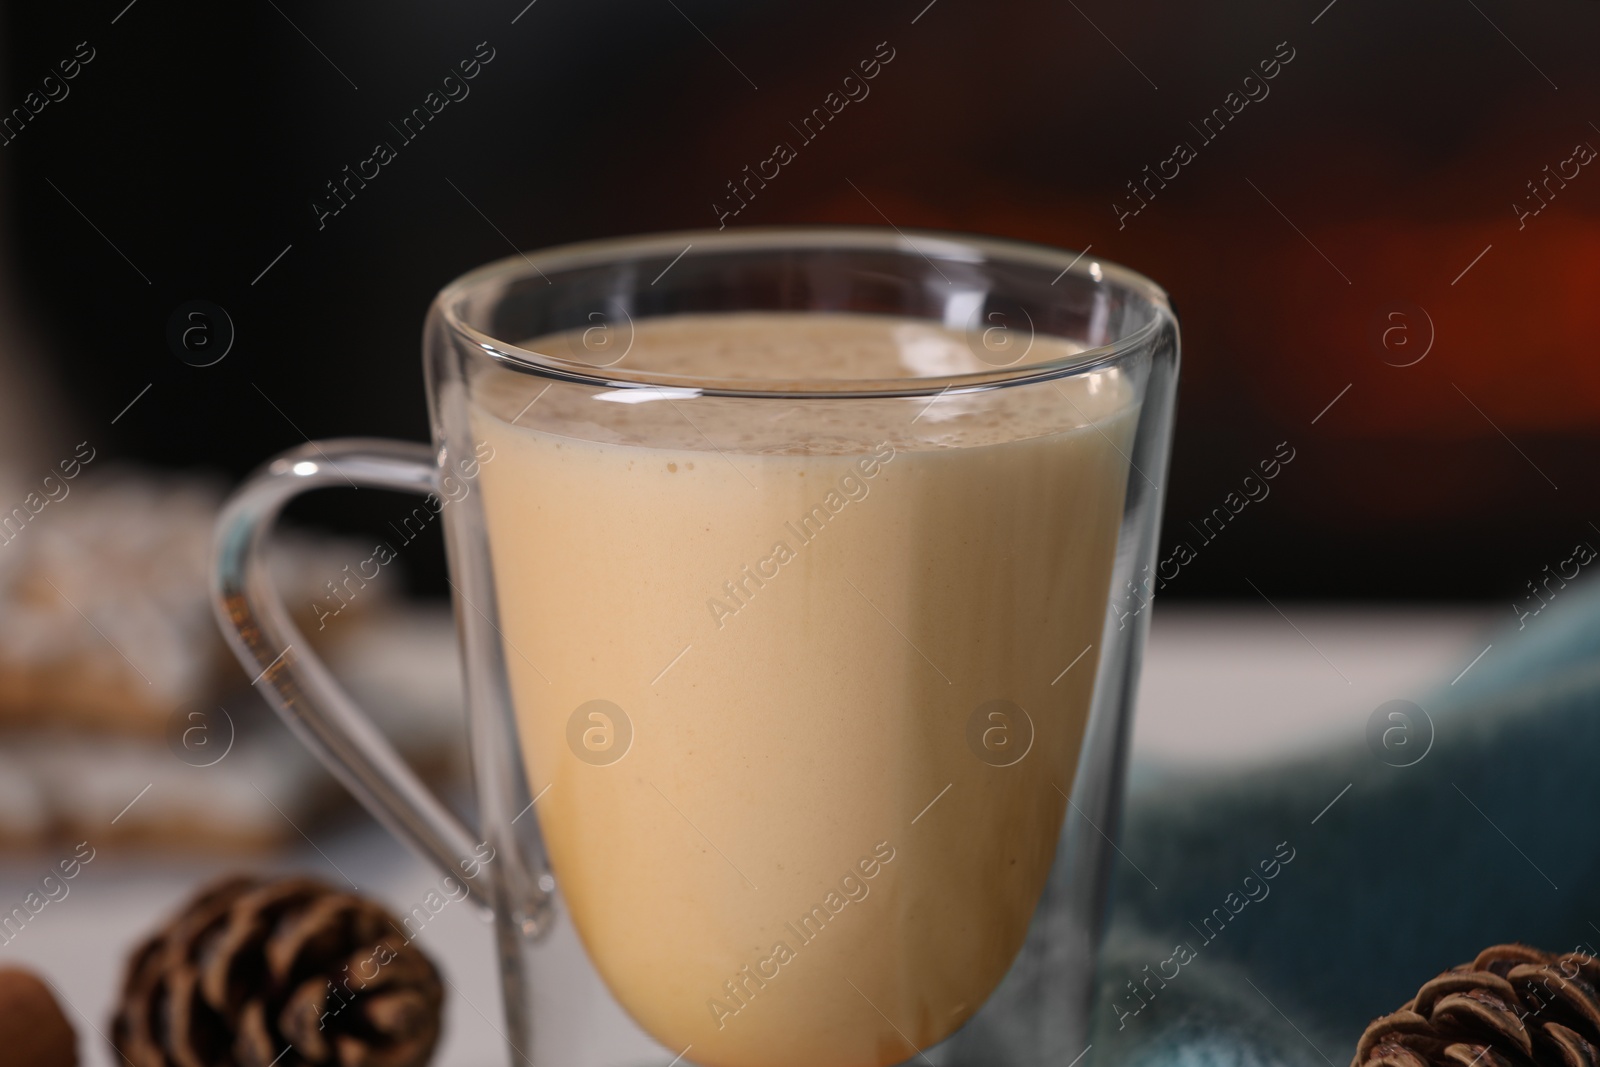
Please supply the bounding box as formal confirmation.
[212,438,491,911]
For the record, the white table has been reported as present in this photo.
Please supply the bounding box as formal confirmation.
[0,605,1496,1067]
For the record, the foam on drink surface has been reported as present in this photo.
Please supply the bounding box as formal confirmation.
[470,313,1136,1067]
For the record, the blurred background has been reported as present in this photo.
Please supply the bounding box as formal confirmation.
[5,0,1598,600]
[0,0,1596,1063]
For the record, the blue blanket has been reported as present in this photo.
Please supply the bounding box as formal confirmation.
[1092,584,1600,1067]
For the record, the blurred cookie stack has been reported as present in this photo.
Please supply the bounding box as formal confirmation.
[0,463,466,851]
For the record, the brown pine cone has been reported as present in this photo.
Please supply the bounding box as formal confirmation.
[0,966,77,1067]
[111,874,444,1067]
[1353,944,1600,1067]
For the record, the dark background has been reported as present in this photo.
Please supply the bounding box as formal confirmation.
[3,0,1596,602]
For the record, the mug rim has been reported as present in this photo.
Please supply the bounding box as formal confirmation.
[434,225,1175,400]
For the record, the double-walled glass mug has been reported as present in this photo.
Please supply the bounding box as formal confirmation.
[212,227,1179,1067]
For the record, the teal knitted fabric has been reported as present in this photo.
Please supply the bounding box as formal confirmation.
[1091,582,1600,1067]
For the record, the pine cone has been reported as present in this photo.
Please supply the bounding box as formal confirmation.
[0,967,78,1067]
[111,874,444,1067]
[1354,944,1600,1067]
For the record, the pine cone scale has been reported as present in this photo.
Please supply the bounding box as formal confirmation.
[1356,1010,1434,1064]
[1415,973,1520,1017]
[267,896,373,989]
[1440,1044,1508,1067]
[1542,1023,1597,1067]
[359,990,433,1040]
[1368,1041,1437,1067]
[335,1029,434,1067]
[277,980,333,1060]
[1432,990,1532,1056]
[1517,968,1600,1041]
[233,999,280,1067]
[193,879,277,1019]
[166,964,232,1067]
[114,936,170,1067]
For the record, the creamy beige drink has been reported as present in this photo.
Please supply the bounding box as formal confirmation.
[470,313,1135,1067]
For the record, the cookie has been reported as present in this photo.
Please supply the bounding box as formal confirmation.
[0,467,390,737]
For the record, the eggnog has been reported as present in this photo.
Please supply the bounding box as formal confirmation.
[470,313,1136,1067]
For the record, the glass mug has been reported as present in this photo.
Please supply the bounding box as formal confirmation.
[213,227,1179,1067]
